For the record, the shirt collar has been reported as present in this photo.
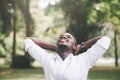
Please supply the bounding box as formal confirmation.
[56,53,73,63]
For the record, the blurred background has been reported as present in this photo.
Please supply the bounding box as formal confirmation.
[0,0,120,80]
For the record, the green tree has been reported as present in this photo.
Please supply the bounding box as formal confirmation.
[0,0,34,68]
[10,0,34,68]
[17,0,34,37]
[94,0,120,66]
[109,2,120,66]
[0,0,13,57]
[60,0,120,66]
[60,0,101,44]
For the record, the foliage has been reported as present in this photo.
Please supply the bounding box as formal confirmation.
[10,55,31,68]
[0,0,12,36]
[0,0,120,68]
[60,0,120,42]
[60,0,102,43]
[0,45,6,57]
[31,0,66,44]
[60,0,120,61]
[0,0,34,68]
[17,0,34,37]
[0,0,13,53]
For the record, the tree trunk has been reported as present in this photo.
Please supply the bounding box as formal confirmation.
[12,2,17,56]
[12,0,33,68]
[11,0,17,68]
[114,30,118,67]
[17,0,34,37]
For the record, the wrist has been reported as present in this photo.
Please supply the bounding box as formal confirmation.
[81,42,85,48]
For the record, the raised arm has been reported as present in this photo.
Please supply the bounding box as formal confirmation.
[27,37,57,52]
[82,36,110,68]
[26,36,102,55]
[83,36,102,48]
[75,36,102,54]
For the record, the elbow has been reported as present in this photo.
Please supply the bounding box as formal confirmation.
[102,36,111,50]
[24,38,35,52]
[96,36,111,50]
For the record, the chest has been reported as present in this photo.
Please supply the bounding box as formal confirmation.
[44,57,89,80]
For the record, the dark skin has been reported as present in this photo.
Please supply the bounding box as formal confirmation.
[56,33,77,60]
[27,33,102,60]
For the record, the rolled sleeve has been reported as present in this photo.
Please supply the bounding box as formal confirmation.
[24,39,35,52]
[24,38,50,67]
[95,36,111,50]
[81,36,111,68]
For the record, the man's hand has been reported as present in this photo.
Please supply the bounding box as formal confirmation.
[74,44,81,55]
[74,36,102,55]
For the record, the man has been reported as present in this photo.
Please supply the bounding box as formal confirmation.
[24,33,110,80]
[28,33,103,55]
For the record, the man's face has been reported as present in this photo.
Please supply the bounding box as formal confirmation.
[57,33,76,48]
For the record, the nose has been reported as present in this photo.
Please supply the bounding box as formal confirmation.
[59,36,69,42]
[60,36,67,39]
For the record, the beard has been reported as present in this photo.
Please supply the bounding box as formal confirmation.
[57,44,73,55]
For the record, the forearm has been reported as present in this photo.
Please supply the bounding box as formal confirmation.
[83,36,102,49]
[27,37,57,52]
[78,36,102,54]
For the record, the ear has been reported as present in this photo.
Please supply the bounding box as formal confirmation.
[74,44,81,55]
[73,45,77,50]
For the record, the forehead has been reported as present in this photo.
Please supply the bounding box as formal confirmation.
[60,33,74,37]
[59,33,77,44]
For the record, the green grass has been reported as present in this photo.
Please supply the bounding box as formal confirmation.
[0,67,44,80]
[88,67,120,80]
[0,67,120,80]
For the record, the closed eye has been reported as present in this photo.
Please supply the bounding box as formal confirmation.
[67,35,71,39]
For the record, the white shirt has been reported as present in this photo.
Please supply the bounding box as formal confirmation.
[24,36,110,80]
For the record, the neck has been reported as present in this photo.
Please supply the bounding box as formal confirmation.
[57,45,73,60]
